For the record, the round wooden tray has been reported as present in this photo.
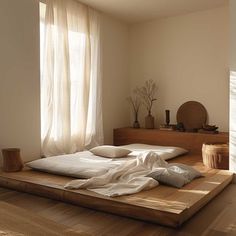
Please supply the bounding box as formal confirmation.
[176,101,207,131]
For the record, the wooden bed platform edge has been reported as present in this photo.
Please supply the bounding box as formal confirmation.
[179,171,233,226]
[0,168,233,228]
[0,172,179,227]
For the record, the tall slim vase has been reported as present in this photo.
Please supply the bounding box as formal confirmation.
[133,113,140,128]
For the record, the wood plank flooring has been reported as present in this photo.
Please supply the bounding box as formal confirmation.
[0,201,87,236]
[0,184,236,236]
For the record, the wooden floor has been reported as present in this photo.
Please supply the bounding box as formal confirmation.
[0,201,87,236]
[0,184,236,236]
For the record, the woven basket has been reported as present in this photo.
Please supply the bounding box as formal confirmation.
[202,143,229,169]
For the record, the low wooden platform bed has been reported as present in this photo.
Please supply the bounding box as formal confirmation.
[0,128,233,228]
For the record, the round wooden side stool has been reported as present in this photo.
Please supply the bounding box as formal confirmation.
[202,143,229,170]
[1,148,24,172]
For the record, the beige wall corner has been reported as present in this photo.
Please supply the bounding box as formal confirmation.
[129,6,229,131]
[230,0,236,71]
[101,14,130,144]
[0,0,41,164]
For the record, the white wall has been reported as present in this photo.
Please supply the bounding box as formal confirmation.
[0,0,41,164]
[101,15,130,144]
[129,6,229,131]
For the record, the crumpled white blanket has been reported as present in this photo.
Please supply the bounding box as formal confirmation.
[64,151,168,197]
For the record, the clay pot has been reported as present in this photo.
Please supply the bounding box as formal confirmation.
[145,114,155,129]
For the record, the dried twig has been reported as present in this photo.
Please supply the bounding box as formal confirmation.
[127,88,141,120]
[136,79,158,114]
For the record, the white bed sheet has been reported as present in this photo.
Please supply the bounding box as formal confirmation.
[26,144,187,179]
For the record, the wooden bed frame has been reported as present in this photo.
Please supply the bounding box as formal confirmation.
[0,128,233,227]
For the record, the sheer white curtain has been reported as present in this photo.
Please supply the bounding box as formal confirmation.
[40,0,103,156]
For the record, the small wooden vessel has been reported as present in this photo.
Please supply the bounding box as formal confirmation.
[2,148,24,172]
[202,143,229,169]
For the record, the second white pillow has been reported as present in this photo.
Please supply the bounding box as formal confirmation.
[90,145,131,158]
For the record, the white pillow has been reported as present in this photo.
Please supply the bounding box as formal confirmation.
[90,145,131,158]
[120,144,188,160]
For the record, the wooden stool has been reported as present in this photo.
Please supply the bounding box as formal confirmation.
[202,143,229,169]
[1,148,24,172]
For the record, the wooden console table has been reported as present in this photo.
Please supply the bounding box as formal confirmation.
[113,128,229,154]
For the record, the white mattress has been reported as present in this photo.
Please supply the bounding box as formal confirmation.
[26,144,188,179]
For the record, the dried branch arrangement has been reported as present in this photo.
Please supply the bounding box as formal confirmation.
[127,80,158,128]
[127,88,141,121]
[136,79,158,115]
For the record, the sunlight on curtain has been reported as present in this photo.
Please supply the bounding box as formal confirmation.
[40,0,103,156]
[230,70,236,172]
